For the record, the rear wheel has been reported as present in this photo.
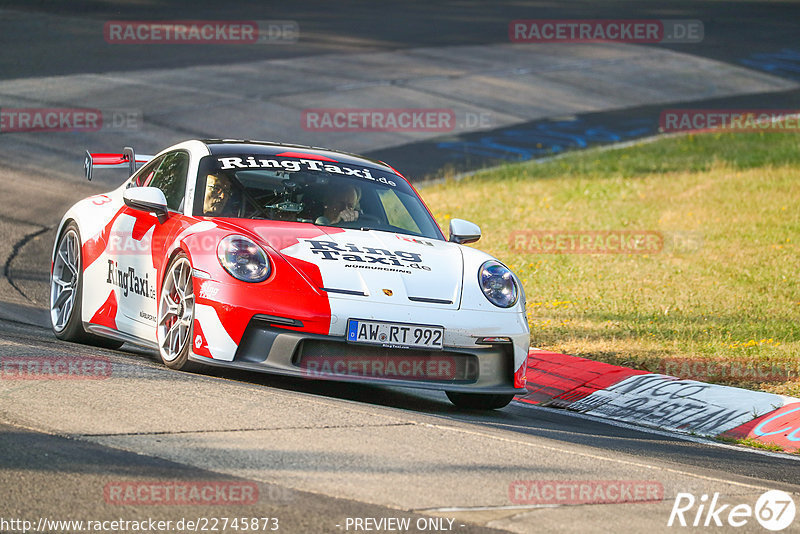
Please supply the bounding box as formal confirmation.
[157,252,202,371]
[50,223,123,349]
[446,391,515,410]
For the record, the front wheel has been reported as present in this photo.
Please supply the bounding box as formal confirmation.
[157,252,202,371]
[446,391,515,410]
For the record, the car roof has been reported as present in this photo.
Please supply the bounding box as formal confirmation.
[201,139,398,175]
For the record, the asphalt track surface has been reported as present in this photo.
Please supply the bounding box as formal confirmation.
[1,2,800,533]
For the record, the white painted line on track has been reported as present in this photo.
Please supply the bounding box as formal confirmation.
[421,504,559,512]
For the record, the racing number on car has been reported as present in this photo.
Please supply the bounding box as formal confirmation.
[90,194,112,206]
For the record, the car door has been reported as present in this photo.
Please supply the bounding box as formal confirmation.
[113,150,190,340]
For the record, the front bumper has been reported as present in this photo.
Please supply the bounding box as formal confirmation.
[189,316,526,394]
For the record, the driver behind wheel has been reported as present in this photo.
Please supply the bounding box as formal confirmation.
[316,183,361,225]
[203,174,234,216]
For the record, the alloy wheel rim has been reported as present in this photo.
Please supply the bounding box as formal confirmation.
[157,258,194,362]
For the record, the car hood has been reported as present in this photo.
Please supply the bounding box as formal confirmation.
[224,222,464,309]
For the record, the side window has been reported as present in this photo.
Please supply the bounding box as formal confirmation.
[148,151,189,211]
[376,188,421,234]
[132,156,164,187]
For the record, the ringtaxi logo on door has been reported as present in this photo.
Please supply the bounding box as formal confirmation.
[668,490,796,531]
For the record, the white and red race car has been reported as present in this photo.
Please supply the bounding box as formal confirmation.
[51,140,529,409]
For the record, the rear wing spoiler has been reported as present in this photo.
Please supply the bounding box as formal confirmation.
[84,146,154,181]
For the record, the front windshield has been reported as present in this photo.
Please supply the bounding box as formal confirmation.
[194,154,443,240]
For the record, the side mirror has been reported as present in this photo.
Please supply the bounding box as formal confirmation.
[449,218,481,244]
[123,187,169,224]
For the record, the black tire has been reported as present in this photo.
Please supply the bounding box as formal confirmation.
[446,391,515,410]
[50,222,123,350]
[90,336,126,350]
[157,252,203,372]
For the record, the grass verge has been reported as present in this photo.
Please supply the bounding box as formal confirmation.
[716,435,788,454]
[422,131,800,397]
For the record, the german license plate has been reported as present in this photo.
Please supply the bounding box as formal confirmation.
[346,319,444,350]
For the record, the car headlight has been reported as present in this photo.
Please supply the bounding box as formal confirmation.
[479,260,518,308]
[217,235,271,283]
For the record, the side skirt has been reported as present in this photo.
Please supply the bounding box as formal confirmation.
[84,323,159,350]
